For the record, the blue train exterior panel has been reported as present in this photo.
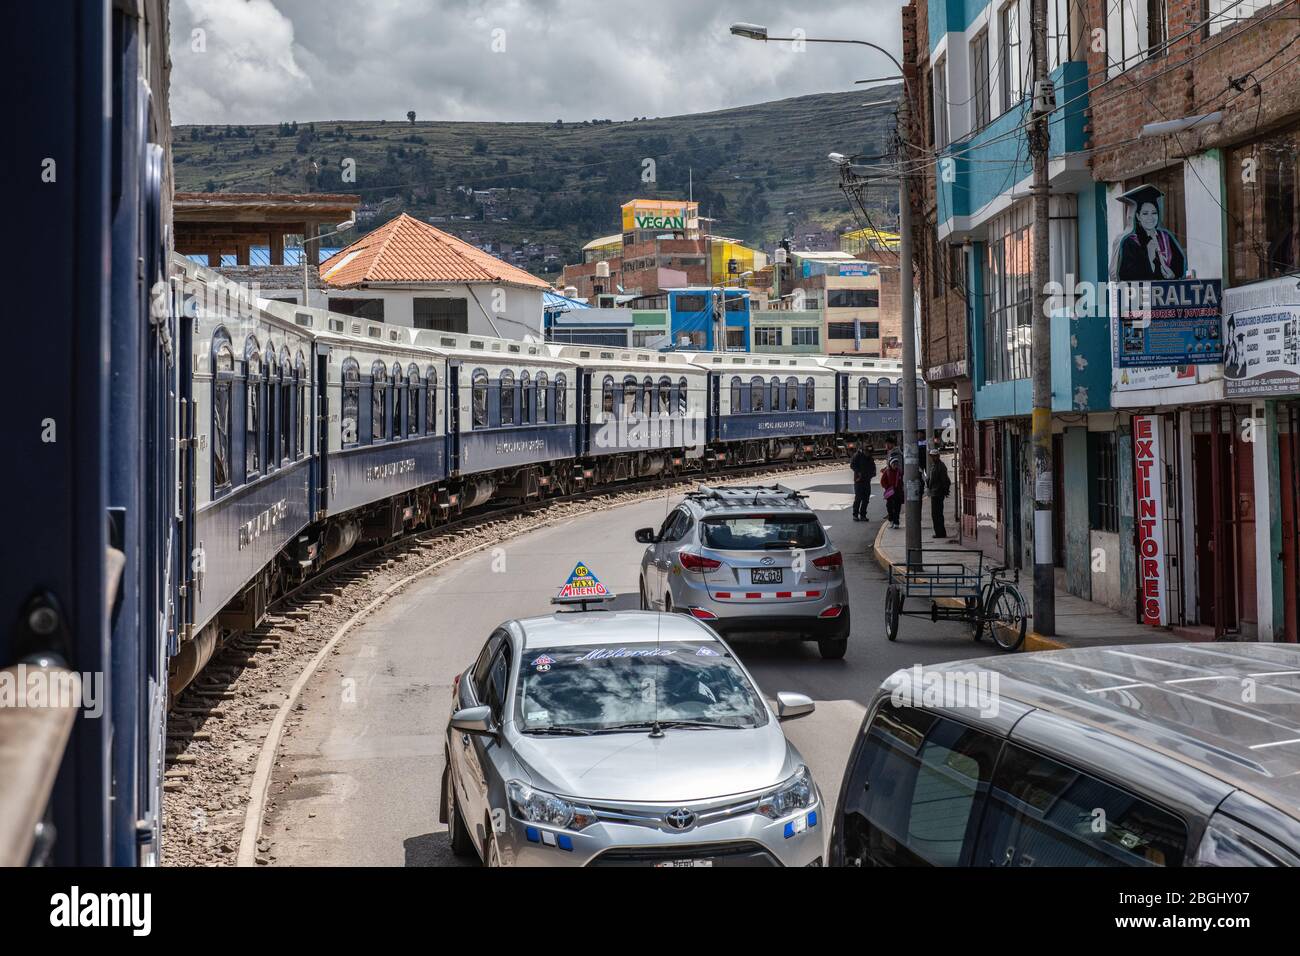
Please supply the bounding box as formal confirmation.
[327,435,448,517]
[192,461,312,632]
[457,424,578,475]
[718,411,836,442]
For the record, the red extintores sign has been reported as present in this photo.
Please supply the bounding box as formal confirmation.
[1132,415,1168,626]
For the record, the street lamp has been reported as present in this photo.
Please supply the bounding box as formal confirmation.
[302,218,355,306]
[732,22,924,560]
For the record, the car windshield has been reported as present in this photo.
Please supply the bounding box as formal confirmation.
[516,641,768,733]
[701,514,825,550]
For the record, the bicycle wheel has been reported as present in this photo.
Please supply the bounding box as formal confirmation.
[884,585,901,642]
[966,595,983,641]
[986,584,1027,651]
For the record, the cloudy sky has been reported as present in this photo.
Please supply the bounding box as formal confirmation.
[170,0,905,125]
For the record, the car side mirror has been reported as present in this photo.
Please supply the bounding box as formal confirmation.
[634,527,658,544]
[775,692,815,720]
[450,705,496,737]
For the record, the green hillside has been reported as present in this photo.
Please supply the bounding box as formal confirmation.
[172,88,900,275]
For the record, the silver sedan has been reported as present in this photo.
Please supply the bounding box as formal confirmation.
[440,610,824,866]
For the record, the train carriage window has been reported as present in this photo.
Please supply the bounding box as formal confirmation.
[265,352,279,474]
[750,375,766,412]
[877,377,892,408]
[245,338,262,478]
[536,371,549,424]
[658,377,671,416]
[601,375,614,416]
[622,374,638,418]
[642,376,655,417]
[806,377,816,411]
[730,376,742,414]
[786,376,800,411]
[372,361,388,442]
[678,377,688,416]
[391,363,403,440]
[520,371,532,425]
[408,364,420,436]
[859,378,869,410]
[212,331,234,493]
[770,376,781,413]
[472,369,489,428]
[295,352,307,459]
[499,370,516,426]
[431,369,441,434]
[279,348,292,464]
[341,358,360,447]
[554,373,567,422]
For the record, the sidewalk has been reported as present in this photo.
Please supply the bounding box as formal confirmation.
[870,518,1179,652]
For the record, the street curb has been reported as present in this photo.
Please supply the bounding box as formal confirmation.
[870,522,1042,652]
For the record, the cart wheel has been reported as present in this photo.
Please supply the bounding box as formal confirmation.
[884,586,901,642]
[986,584,1028,652]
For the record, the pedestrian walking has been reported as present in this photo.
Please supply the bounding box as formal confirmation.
[927,449,951,539]
[880,457,905,529]
[849,445,876,521]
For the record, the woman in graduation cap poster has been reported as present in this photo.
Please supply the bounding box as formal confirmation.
[1110,183,1187,282]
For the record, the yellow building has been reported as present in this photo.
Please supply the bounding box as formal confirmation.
[620,199,700,238]
[840,226,901,256]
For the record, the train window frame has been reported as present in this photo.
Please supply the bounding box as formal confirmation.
[658,376,672,417]
[472,368,489,429]
[390,362,403,441]
[519,370,532,426]
[730,376,742,414]
[622,374,638,418]
[500,369,516,426]
[750,375,766,413]
[371,360,388,443]
[245,336,263,480]
[554,373,567,423]
[770,376,781,413]
[536,371,549,424]
[426,365,438,435]
[786,376,800,411]
[877,377,892,409]
[642,376,654,418]
[678,377,688,416]
[805,377,816,411]
[407,364,420,437]
[212,329,235,496]
[341,358,361,448]
[858,378,869,410]
[295,352,308,460]
[601,375,614,416]
[279,346,292,466]
[265,349,279,475]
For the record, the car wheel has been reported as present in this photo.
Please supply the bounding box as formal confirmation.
[818,636,848,660]
[484,829,505,868]
[445,763,475,858]
[639,578,649,610]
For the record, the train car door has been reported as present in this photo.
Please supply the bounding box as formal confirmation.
[448,362,462,474]
[315,344,330,516]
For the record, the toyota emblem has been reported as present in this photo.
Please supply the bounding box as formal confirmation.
[664,807,696,830]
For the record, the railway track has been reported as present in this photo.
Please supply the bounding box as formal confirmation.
[160,457,846,865]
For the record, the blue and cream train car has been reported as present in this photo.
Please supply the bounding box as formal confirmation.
[821,356,954,437]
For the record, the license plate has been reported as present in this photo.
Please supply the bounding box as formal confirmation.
[654,859,714,867]
[751,568,783,584]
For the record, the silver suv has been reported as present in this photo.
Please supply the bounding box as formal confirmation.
[635,485,850,659]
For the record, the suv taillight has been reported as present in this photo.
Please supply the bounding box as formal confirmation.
[812,552,843,570]
[679,552,722,572]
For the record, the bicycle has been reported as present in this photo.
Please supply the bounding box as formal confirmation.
[971,565,1028,652]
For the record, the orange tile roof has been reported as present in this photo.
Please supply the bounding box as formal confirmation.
[318,213,550,290]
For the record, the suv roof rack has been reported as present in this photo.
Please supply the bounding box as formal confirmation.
[685,484,810,509]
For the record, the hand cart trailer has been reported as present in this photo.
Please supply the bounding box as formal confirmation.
[883,548,1028,651]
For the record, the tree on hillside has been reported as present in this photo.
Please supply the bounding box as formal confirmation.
[407,110,416,125]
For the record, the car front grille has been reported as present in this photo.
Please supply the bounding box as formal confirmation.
[586,794,762,831]
[588,841,780,867]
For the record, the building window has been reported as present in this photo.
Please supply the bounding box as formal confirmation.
[1090,432,1119,534]
[828,289,879,309]
[933,55,949,149]
[329,298,386,322]
[413,297,469,332]
[674,293,708,312]
[828,322,858,340]
[998,2,1022,116]
[970,28,991,130]
[1227,124,1300,285]
[983,202,1034,384]
[791,327,820,347]
[1106,0,1167,76]
[860,322,880,338]
[753,326,783,347]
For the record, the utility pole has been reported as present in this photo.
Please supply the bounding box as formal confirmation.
[1029,0,1055,634]
[898,90,922,563]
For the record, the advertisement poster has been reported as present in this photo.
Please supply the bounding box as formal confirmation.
[1132,415,1169,627]
[1110,279,1224,367]
[1223,276,1300,397]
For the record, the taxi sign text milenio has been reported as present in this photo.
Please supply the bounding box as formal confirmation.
[556,562,611,599]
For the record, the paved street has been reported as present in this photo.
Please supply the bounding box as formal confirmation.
[263,468,1002,866]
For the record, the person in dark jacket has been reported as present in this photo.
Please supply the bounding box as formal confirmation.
[850,447,877,521]
[927,449,951,539]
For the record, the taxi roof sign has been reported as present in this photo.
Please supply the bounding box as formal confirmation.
[552,561,616,607]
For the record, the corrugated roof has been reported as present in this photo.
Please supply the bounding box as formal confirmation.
[318,213,550,290]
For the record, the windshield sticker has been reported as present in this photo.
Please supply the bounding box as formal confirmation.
[695,646,721,657]
[527,710,549,722]
[572,647,678,662]
[531,655,555,672]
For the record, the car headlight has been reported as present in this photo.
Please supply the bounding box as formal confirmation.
[506,780,596,831]
[756,766,816,820]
